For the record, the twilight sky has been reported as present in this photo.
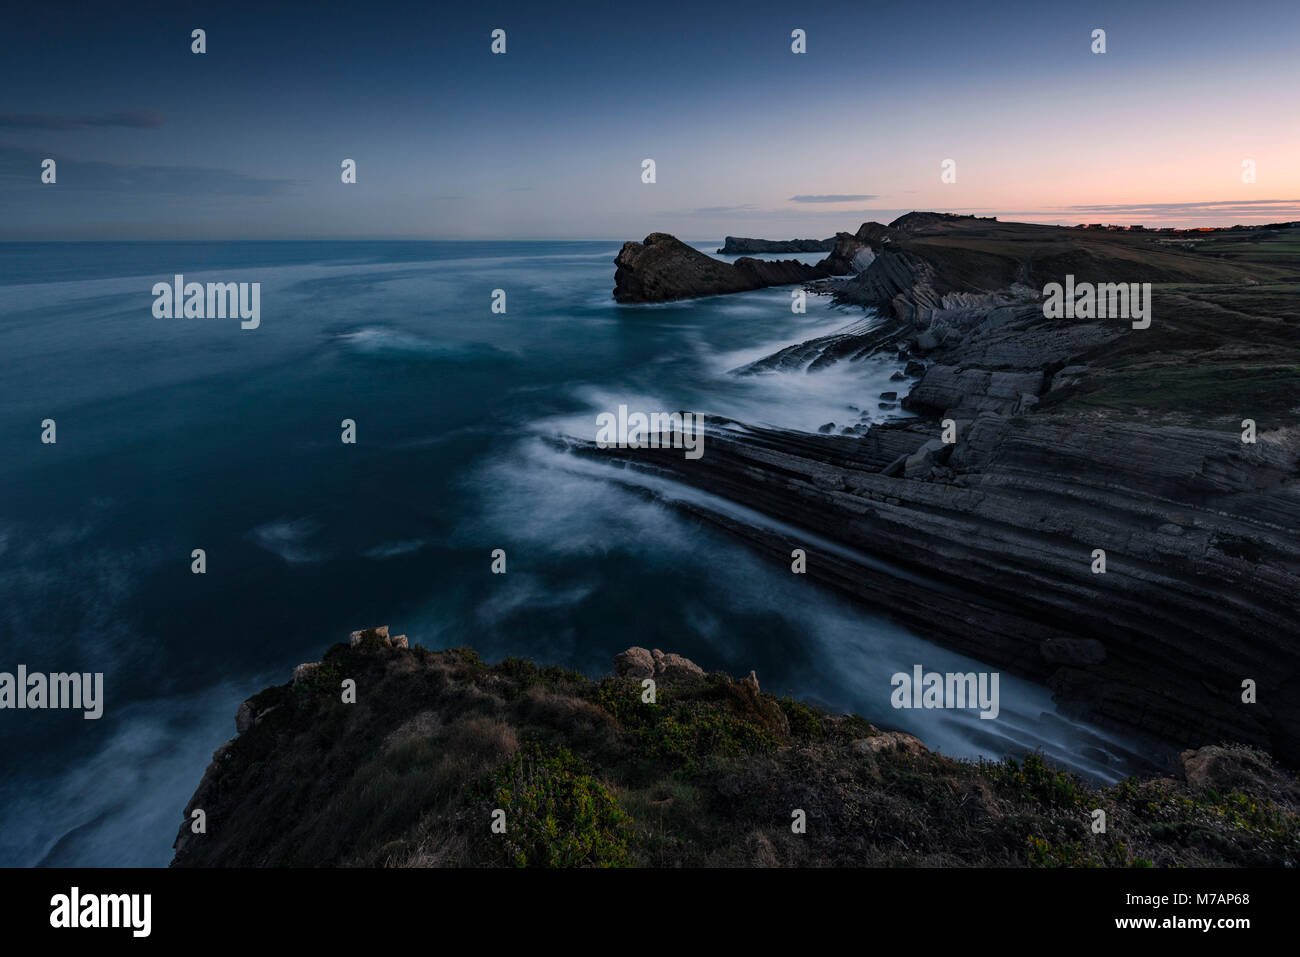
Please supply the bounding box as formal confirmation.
[3,0,1298,239]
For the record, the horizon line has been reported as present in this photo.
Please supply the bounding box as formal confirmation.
[5,217,1299,243]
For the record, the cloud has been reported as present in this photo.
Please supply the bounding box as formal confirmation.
[893,202,1300,225]
[1060,199,1300,216]
[0,110,165,130]
[0,145,293,196]
[688,204,758,214]
[789,194,876,204]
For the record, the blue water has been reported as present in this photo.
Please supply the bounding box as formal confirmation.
[0,241,1145,866]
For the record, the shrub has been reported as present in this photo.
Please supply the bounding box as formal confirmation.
[779,697,825,739]
[480,744,631,867]
[995,753,1088,808]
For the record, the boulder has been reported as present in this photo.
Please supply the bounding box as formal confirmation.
[292,662,321,686]
[656,653,705,680]
[852,732,928,755]
[1178,745,1297,799]
[614,646,655,679]
[350,625,391,648]
[618,647,708,681]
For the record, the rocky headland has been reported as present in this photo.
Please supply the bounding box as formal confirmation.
[600,213,1300,765]
[718,236,837,254]
[613,230,871,303]
[172,629,1300,867]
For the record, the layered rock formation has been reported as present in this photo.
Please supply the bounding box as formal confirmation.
[595,215,1300,764]
[718,236,836,254]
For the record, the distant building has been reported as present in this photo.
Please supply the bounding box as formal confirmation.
[1129,225,1145,231]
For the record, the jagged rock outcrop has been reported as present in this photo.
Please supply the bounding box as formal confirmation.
[614,231,872,303]
[613,645,655,678]
[1179,744,1300,800]
[613,645,707,681]
[291,662,320,686]
[613,233,823,303]
[851,731,929,755]
[818,231,875,276]
[718,236,837,254]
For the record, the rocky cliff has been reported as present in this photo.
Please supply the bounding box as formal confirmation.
[595,215,1300,764]
[718,236,837,254]
[172,628,1300,867]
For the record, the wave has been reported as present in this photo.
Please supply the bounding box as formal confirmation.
[0,678,263,867]
[362,539,429,560]
[250,518,327,565]
[332,326,511,362]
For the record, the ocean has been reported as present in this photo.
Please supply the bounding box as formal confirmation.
[0,240,1145,866]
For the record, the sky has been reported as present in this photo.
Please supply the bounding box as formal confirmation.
[2,0,1299,240]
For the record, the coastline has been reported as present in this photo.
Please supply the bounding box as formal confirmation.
[598,214,1300,764]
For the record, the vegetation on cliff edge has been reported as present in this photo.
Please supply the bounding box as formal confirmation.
[171,632,1300,868]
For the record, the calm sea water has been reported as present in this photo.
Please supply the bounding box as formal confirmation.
[0,241,1146,866]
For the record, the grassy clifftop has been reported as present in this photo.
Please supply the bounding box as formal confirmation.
[171,628,1300,867]
[843,216,1300,426]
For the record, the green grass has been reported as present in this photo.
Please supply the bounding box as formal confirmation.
[1060,363,1300,418]
[478,744,632,868]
